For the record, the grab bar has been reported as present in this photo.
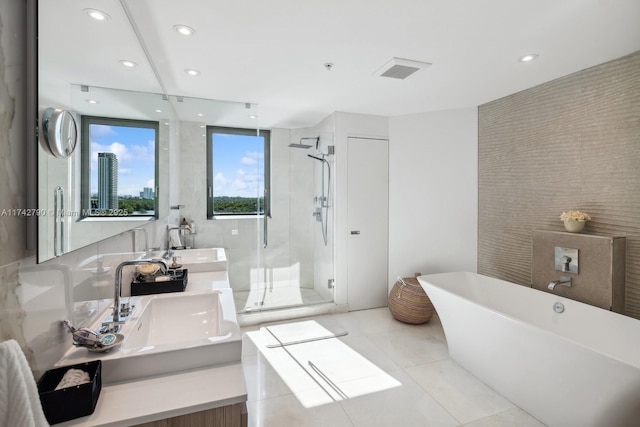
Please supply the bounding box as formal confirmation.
[53,186,64,257]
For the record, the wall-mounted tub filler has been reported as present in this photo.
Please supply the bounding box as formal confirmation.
[548,276,572,291]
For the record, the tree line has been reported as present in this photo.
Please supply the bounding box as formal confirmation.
[213,196,264,214]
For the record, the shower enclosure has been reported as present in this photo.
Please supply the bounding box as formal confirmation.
[232,131,335,314]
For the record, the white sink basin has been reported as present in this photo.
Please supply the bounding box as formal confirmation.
[55,289,241,384]
[176,248,227,272]
[123,292,234,348]
[149,248,227,272]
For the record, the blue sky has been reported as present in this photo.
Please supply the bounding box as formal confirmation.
[211,133,264,198]
[89,124,155,196]
[89,126,264,198]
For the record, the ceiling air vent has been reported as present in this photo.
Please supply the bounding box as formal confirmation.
[374,57,432,80]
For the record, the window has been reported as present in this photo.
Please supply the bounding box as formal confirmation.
[81,116,159,218]
[206,126,270,217]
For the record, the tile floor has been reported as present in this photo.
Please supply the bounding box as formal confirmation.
[241,307,546,427]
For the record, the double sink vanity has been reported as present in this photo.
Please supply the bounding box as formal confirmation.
[55,248,247,427]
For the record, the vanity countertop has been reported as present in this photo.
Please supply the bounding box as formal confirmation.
[186,270,230,292]
[57,267,245,426]
[57,362,246,427]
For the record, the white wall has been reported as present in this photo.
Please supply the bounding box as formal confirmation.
[388,108,478,287]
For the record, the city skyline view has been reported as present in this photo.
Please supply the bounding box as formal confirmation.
[89,123,156,197]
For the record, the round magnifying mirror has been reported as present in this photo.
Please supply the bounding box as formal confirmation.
[42,108,78,158]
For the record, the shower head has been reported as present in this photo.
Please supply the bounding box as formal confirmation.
[288,143,312,149]
[288,137,319,149]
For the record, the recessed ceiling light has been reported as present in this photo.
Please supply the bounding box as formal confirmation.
[155,109,163,113]
[248,115,257,119]
[185,69,201,76]
[519,54,539,63]
[84,9,111,21]
[120,60,138,68]
[173,25,196,36]
[86,99,99,104]
[197,113,204,117]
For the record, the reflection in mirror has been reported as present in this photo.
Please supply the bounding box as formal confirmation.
[36,0,260,262]
[37,85,172,262]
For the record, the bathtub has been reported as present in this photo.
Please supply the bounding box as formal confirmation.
[418,272,640,427]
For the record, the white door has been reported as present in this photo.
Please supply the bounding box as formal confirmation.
[347,137,389,310]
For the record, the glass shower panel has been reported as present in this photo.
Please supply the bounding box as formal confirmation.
[249,131,335,313]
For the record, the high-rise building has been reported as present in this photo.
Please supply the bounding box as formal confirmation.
[98,152,118,210]
[140,187,154,199]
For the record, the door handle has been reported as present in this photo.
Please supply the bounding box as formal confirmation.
[350,230,360,235]
[263,189,269,248]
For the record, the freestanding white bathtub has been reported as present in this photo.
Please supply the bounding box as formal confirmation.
[418,272,640,427]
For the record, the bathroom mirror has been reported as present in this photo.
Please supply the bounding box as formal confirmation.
[37,85,173,262]
[35,0,259,262]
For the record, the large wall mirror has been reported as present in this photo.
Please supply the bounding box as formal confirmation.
[36,0,258,262]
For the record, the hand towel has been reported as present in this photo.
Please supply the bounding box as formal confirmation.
[169,228,183,248]
[0,339,49,427]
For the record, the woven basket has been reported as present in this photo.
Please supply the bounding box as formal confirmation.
[388,273,435,324]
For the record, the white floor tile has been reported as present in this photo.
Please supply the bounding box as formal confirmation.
[463,407,547,427]
[247,394,355,427]
[242,354,295,403]
[339,370,459,427]
[406,359,515,424]
[336,333,402,373]
[365,326,449,368]
[241,307,542,427]
[332,307,407,335]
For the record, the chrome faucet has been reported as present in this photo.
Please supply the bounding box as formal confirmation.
[165,225,191,258]
[102,259,167,333]
[548,276,572,290]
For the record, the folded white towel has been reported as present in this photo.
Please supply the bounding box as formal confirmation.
[55,368,90,391]
[169,228,183,248]
[0,339,49,427]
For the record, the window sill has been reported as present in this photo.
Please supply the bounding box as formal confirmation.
[208,215,265,220]
[78,216,155,223]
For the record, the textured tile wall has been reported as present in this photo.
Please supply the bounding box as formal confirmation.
[478,51,640,318]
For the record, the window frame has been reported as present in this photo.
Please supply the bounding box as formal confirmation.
[206,126,271,219]
[80,115,160,219]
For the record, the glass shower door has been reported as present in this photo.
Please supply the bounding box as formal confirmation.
[250,131,335,313]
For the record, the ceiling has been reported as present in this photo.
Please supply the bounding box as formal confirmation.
[40,0,640,129]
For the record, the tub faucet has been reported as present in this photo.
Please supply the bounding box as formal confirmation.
[548,276,572,290]
[101,259,167,333]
